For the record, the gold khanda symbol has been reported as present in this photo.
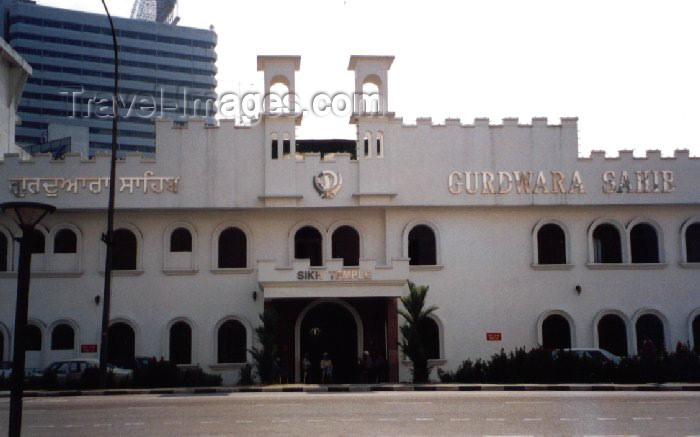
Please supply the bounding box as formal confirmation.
[313,170,343,199]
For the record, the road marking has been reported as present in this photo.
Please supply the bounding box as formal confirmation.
[416,418,434,421]
[597,417,617,421]
[125,422,145,426]
[200,421,221,424]
[450,418,470,422]
[560,418,579,421]
[64,425,84,428]
[28,425,55,429]
[271,419,290,423]
[384,401,433,405]
[523,418,542,421]
[505,401,551,404]
[254,403,302,407]
[93,423,112,427]
[633,417,652,421]
[667,416,689,420]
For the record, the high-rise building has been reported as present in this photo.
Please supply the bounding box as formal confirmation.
[1,0,217,156]
[131,0,179,25]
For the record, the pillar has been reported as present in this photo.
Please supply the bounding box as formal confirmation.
[386,297,399,382]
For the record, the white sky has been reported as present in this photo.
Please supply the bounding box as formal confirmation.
[37,0,700,156]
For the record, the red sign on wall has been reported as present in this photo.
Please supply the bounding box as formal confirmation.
[81,344,98,353]
[486,333,502,341]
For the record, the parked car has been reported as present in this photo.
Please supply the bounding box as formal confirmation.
[0,361,11,379]
[552,348,622,364]
[44,359,133,387]
[0,362,44,380]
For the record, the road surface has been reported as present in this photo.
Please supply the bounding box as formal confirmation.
[1,391,699,436]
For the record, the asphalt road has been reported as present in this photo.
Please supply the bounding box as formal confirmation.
[0,391,699,436]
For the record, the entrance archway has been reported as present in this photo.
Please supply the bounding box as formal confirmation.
[297,301,361,383]
[108,322,135,367]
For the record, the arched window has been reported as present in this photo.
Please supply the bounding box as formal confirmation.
[51,324,75,350]
[108,322,135,367]
[363,132,371,157]
[685,223,700,263]
[218,227,247,268]
[53,229,77,254]
[28,229,45,254]
[0,330,4,361]
[636,314,665,353]
[112,229,137,270]
[170,227,192,253]
[541,314,571,349]
[537,224,566,264]
[693,314,700,353]
[597,314,627,356]
[420,317,441,360]
[592,224,622,263]
[332,226,360,266]
[282,133,291,158]
[26,325,42,351]
[408,225,436,266]
[169,322,192,365]
[0,232,7,272]
[217,320,247,363]
[271,133,278,160]
[295,226,323,267]
[630,223,659,263]
[376,131,384,157]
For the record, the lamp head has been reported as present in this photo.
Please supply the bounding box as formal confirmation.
[0,202,56,229]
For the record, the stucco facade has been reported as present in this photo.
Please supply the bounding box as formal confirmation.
[0,56,699,383]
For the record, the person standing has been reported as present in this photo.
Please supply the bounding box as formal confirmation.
[302,353,311,384]
[320,353,333,384]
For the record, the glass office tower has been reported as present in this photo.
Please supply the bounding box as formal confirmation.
[2,0,217,156]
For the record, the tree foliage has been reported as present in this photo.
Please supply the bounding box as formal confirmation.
[399,280,438,383]
[250,308,279,384]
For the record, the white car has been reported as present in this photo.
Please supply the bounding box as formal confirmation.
[45,358,133,386]
[0,361,11,379]
[553,348,622,364]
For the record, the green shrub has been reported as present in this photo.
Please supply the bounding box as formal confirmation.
[238,364,254,386]
[438,346,700,384]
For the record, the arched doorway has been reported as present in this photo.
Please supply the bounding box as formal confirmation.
[597,314,628,356]
[300,302,358,383]
[169,321,192,365]
[541,314,572,349]
[108,322,135,367]
[636,314,665,353]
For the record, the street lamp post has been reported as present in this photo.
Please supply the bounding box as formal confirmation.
[1,202,55,437]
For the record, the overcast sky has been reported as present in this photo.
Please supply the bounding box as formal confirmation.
[38,0,700,156]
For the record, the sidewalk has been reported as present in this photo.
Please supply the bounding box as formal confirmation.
[2,383,700,397]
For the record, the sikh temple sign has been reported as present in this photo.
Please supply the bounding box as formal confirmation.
[297,270,372,281]
[448,170,675,195]
[8,171,180,198]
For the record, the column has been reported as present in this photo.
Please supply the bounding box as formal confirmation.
[386,297,399,382]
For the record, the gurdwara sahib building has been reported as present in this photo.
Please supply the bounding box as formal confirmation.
[1,56,699,384]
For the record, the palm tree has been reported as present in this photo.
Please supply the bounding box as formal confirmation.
[399,281,438,383]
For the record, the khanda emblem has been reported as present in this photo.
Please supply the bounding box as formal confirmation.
[313,170,343,199]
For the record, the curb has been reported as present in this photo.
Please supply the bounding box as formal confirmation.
[2,383,700,397]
